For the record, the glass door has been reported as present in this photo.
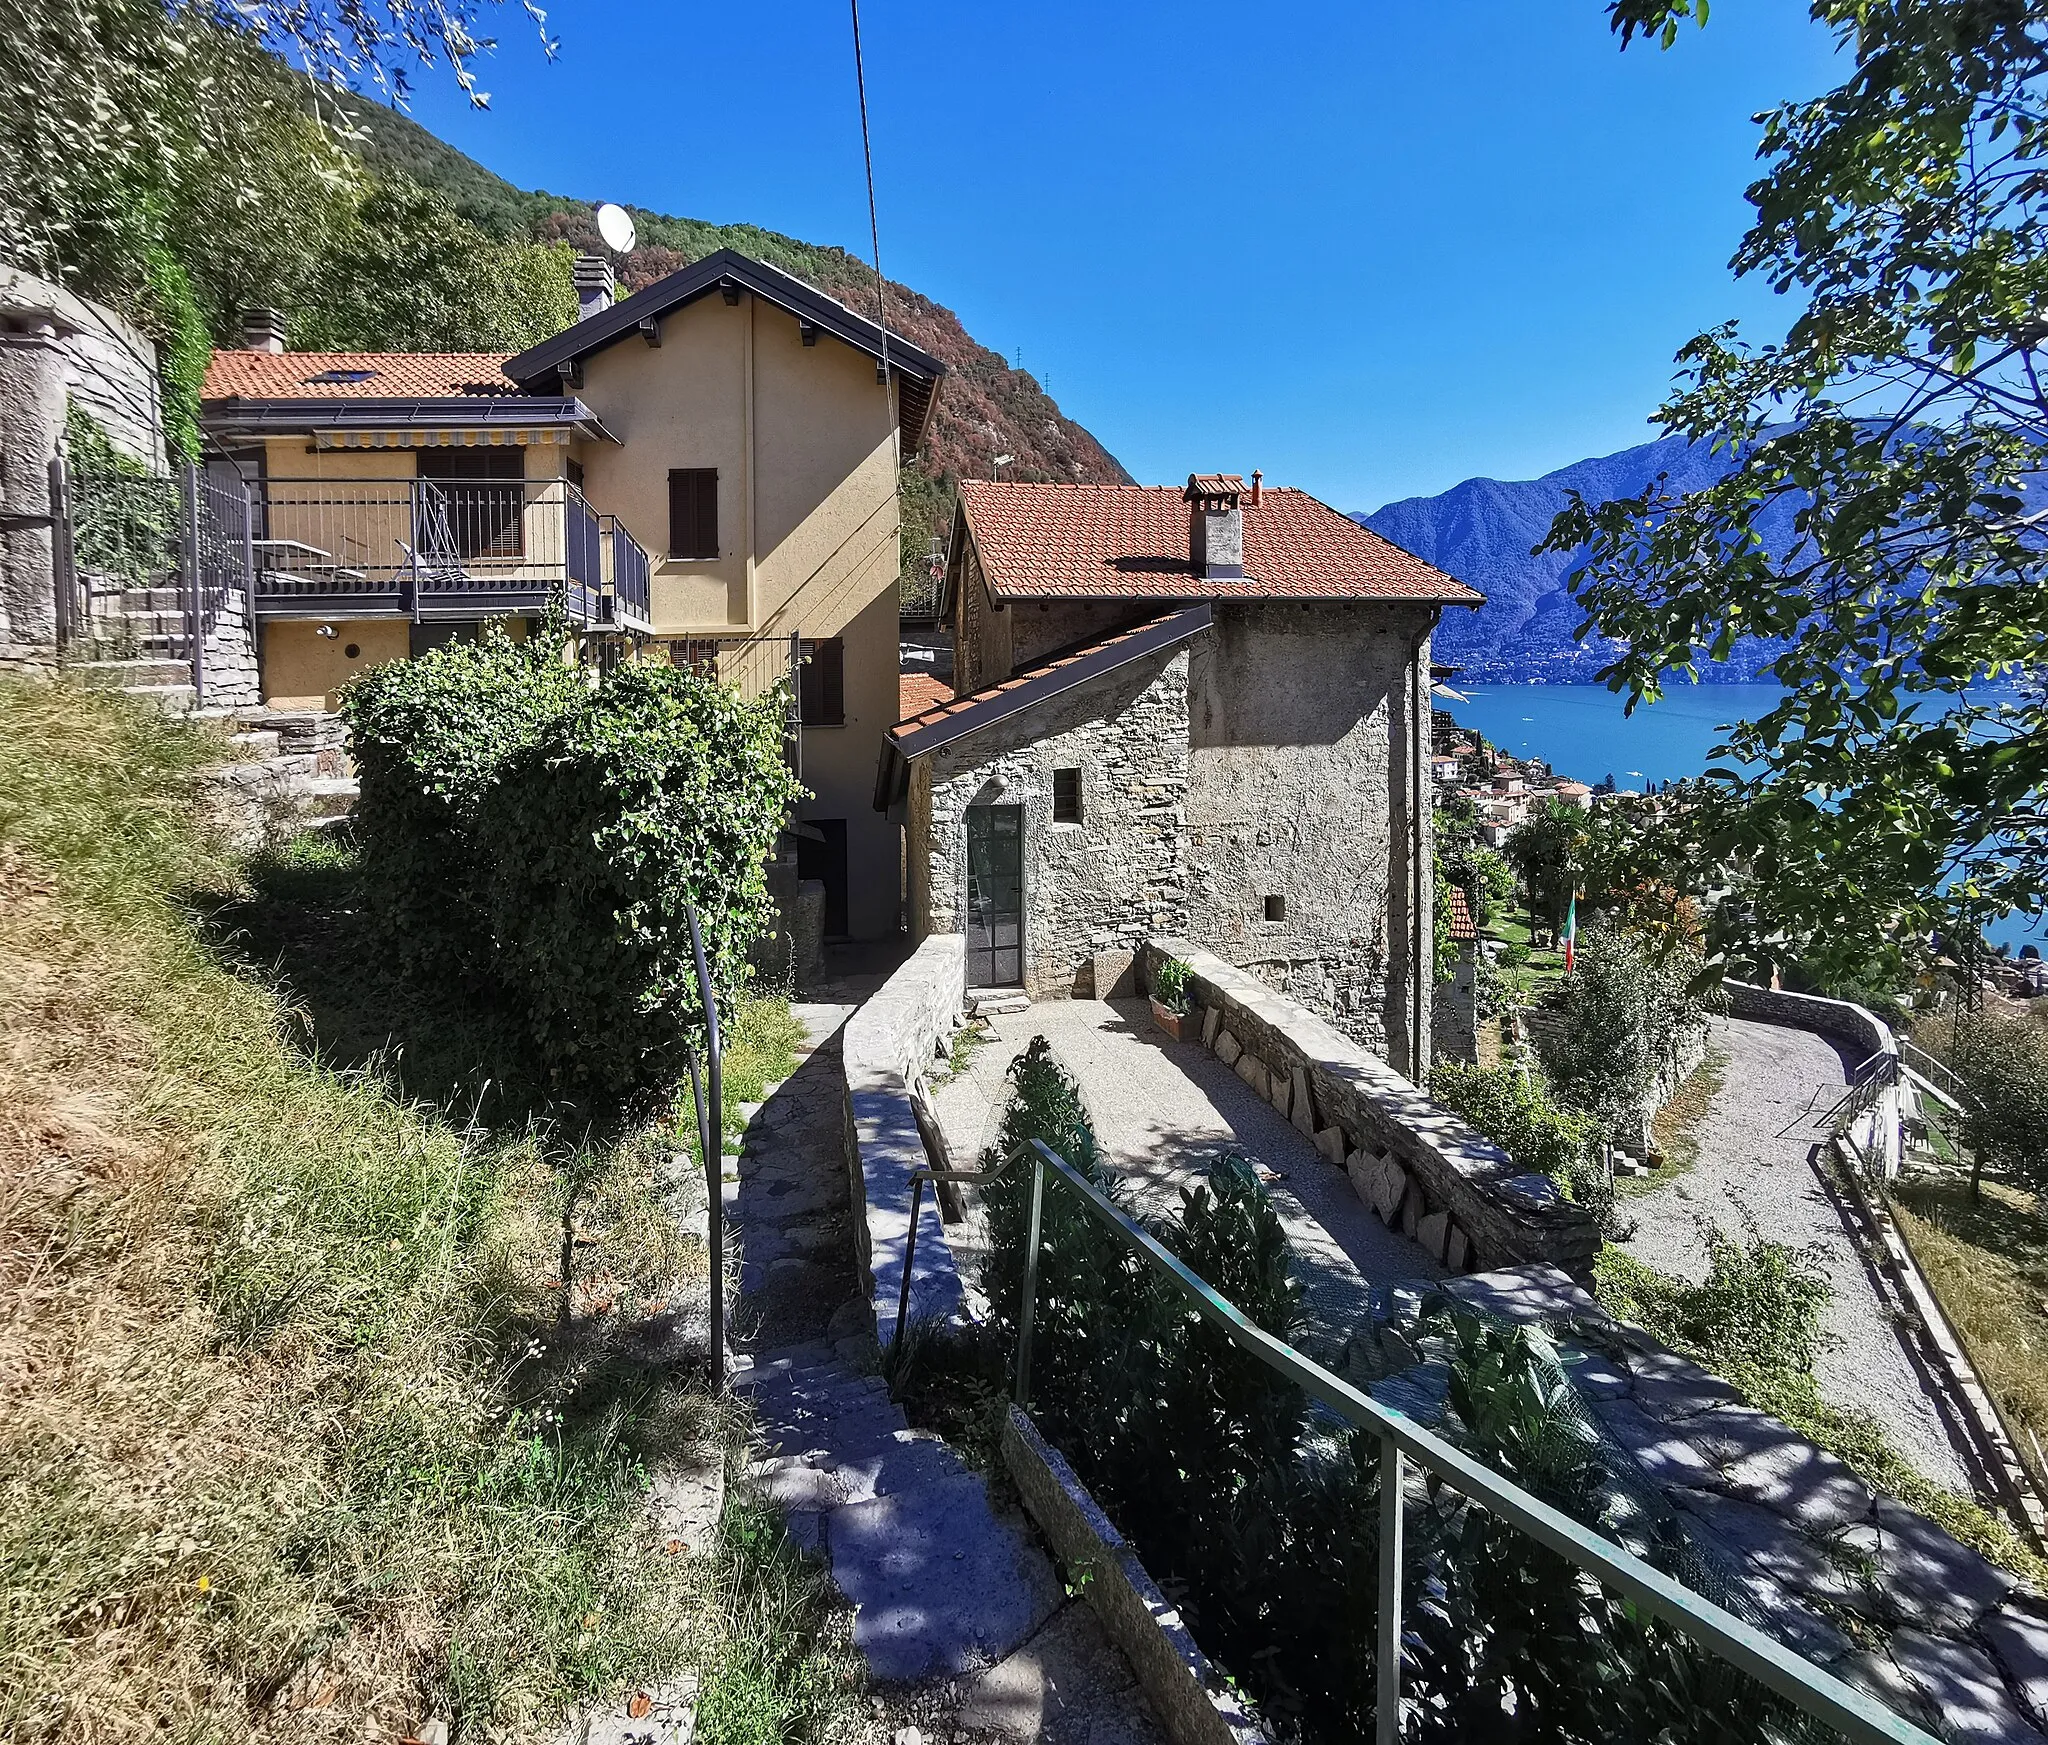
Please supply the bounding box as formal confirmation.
[966,805,1024,986]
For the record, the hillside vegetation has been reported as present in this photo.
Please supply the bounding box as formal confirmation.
[0,681,850,1741]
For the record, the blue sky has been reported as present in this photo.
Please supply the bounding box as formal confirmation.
[400,1,1839,509]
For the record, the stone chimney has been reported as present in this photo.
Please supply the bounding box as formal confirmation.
[241,307,286,353]
[1184,474,1246,580]
[573,254,615,322]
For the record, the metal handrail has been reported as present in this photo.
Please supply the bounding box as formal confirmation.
[1013,1137,1939,1745]
[888,1145,1027,1375]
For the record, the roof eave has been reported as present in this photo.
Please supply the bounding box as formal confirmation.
[198,395,619,443]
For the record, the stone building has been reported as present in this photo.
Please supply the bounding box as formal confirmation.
[875,474,1481,1079]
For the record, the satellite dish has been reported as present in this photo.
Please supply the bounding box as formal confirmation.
[595,202,638,254]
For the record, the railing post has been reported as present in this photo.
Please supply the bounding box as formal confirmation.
[179,461,204,708]
[48,456,75,651]
[1015,1145,1046,1406]
[1376,1436,1404,1745]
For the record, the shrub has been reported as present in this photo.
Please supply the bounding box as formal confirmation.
[1429,1059,1601,1207]
[339,623,587,982]
[1537,922,1712,1142]
[479,662,801,1103]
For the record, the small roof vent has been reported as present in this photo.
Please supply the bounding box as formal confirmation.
[306,367,380,385]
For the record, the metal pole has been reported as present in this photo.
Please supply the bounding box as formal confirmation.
[686,904,726,1392]
[1376,1436,1405,1745]
[180,461,203,708]
[48,457,74,652]
[1014,1147,1046,1406]
[788,630,803,784]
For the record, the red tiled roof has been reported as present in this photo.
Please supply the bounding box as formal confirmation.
[202,351,518,400]
[958,479,1482,605]
[899,673,952,721]
[1447,883,1478,944]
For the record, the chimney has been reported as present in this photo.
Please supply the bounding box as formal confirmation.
[1250,468,1262,507]
[241,307,286,354]
[573,254,615,322]
[1184,474,1246,580]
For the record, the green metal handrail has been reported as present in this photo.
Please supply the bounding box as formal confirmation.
[1013,1138,1939,1745]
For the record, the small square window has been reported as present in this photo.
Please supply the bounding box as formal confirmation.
[1052,768,1082,824]
[1264,894,1287,923]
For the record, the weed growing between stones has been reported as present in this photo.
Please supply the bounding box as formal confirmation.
[963,1038,1801,1744]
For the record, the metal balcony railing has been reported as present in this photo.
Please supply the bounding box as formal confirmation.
[1009,1137,1940,1745]
[251,476,653,631]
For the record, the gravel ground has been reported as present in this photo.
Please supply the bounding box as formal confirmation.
[927,997,1441,1356]
[1619,1014,1974,1489]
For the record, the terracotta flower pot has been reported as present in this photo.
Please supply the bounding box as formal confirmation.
[1149,998,1183,1042]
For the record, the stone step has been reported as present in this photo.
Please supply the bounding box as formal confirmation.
[968,988,1032,1018]
[117,586,182,612]
[117,683,199,713]
[751,1430,959,1511]
[301,777,358,817]
[229,729,282,758]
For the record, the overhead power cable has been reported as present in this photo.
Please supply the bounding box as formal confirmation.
[849,0,891,394]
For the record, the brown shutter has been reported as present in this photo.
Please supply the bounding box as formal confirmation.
[668,469,695,558]
[695,469,718,558]
[800,637,845,725]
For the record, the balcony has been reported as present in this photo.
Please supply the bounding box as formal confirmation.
[250,476,653,634]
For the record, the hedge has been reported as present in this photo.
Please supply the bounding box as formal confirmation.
[342,633,800,1102]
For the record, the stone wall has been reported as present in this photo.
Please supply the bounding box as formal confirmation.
[1142,939,1600,1274]
[0,268,162,655]
[197,563,261,711]
[1183,600,1434,1077]
[1432,945,1479,1064]
[918,647,1191,998]
[1441,1265,2048,1744]
[841,935,969,1352]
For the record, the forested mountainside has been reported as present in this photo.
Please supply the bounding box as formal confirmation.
[340,100,1131,574]
[1359,434,1797,682]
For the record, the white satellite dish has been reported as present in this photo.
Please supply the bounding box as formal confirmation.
[595,202,638,254]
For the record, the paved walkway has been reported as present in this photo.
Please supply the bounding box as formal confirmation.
[1619,1015,1974,1490]
[731,996,1163,1741]
[929,997,1442,1356]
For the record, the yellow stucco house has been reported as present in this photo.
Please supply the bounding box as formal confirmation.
[201,250,946,941]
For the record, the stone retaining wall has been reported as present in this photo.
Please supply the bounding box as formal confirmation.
[1002,1406,1268,1745]
[841,935,969,1352]
[1142,939,1599,1274]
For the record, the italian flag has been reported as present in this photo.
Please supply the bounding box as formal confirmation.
[1562,892,1577,974]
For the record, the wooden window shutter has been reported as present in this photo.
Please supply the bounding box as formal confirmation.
[668,468,718,558]
[800,637,845,725]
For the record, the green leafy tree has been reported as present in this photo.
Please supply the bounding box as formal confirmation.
[1537,923,1712,1145]
[1548,2,2048,986]
[1926,1010,2048,1195]
[1504,797,1589,943]
[295,174,575,350]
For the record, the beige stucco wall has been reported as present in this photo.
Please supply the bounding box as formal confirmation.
[262,617,410,709]
[572,291,904,938]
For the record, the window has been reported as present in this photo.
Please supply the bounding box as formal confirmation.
[1052,768,1082,823]
[667,467,719,559]
[1264,894,1287,923]
[420,447,524,560]
[670,639,721,680]
[799,637,845,726]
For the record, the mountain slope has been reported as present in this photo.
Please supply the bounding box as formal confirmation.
[1359,435,1794,681]
[339,99,1131,506]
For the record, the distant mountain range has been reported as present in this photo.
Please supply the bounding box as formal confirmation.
[1358,434,1795,683]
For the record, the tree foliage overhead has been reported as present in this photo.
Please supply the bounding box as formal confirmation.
[1547,0,2048,984]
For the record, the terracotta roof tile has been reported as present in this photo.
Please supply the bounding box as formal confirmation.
[202,351,518,400]
[958,479,1481,605]
[899,673,952,721]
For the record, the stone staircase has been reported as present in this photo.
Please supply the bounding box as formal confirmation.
[71,585,200,711]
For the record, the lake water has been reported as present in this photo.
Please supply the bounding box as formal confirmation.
[1447,683,1782,790]
[1447,682,2044,950]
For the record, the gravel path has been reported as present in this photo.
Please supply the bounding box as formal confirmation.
[929,997,1441,1357]
[1619,1015,1974,1490]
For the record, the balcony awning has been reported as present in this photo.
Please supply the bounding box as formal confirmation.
[200,395,618,444]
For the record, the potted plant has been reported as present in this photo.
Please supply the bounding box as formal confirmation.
[1150,955,1193,1041]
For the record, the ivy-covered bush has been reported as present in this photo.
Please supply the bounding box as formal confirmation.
[340,625,587,982]
[478,662,801,1100]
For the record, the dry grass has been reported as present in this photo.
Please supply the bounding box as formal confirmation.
[1633,1043,1728,1195]
[1891,1173,2048,1495]
[0,679,835,1744]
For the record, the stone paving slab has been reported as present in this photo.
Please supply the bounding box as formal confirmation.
[956,1601,1166,1745]
[825,1468,1064,1685]
[929,997,1441,1355]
